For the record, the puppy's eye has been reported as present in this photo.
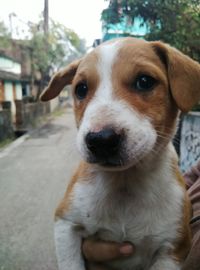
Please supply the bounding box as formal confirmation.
[75,83,88,100]
[134,75,157,91]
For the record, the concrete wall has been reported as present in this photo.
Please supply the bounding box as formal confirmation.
[0,104,14,141]
[180,112,200,172]
[4,81,16,121]
[15,100,50,130]
[50,97,59,113]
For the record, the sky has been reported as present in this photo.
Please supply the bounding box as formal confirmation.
[0,0,109,46]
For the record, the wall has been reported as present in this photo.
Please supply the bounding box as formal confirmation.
[50,97,60,112]
[0,102,14,141]
[4,81,16,121]
[180,112,200,172]
[15,100,50,130]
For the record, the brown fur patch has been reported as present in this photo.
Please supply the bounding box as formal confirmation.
[171,167,192,262]
[55,162,93,220]
[151,41,200,112]
[111,39,179,150]
[72,52,100,126]
[40,59,82,101]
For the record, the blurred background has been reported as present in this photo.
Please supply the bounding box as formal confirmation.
[0,1,199,269]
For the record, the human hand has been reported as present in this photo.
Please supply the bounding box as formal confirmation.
[82,239,134,270]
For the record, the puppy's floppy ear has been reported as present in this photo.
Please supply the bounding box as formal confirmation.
[151,41,200,112]
[40,59,81,102]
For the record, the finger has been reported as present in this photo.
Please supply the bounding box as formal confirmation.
[86,262,109,270]
[82,239,134,262]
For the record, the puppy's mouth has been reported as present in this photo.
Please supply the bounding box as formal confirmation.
[87,154,125,168]
[79,126,156,170]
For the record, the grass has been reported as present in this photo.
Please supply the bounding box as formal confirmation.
[0,138,14,149]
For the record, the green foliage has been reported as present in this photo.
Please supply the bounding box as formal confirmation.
[102,0,200,61]
[0,21,11,48]
[29,18,86,78]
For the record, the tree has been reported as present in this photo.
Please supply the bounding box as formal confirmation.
[28,18,86,93]
[0,18,86,99]
[0,21,11,48]
[102,0,200,61]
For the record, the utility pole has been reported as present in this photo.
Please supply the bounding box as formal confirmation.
[37,0,49,98]
[44,0,49,36]
[9,13,16,38]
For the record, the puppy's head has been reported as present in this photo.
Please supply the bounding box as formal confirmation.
[41,38,200,170]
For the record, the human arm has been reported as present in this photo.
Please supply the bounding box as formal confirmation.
[182,160,200,270]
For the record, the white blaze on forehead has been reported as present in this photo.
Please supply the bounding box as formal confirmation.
[77,41,123,135]
[96,41,122,101]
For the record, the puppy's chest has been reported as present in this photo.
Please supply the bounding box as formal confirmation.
[83,186,139,241]
[69,176,182,245]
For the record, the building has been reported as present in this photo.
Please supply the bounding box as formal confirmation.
[0,53,30,121]
[102,17,148,42]
[0,38,40,126]
[92,8,149,48]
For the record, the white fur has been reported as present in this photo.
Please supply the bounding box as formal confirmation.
[54,219,85,270]
[96,41,121,101]
[149,257,180,270]
[56,144,183,270]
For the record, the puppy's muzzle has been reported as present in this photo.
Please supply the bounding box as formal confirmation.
[85,128,122,166]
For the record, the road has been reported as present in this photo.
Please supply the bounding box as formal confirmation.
[0,108,79,270]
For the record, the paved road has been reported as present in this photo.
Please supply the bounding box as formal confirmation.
[0,108,79,270]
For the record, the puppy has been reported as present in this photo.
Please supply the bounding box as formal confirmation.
[41,38,200,270]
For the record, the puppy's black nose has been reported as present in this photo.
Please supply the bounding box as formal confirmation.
[85,128,121,160]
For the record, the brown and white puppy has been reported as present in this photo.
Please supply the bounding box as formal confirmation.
[41,38,200,270]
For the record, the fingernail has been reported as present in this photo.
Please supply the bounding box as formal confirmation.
[119,244,134,256]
